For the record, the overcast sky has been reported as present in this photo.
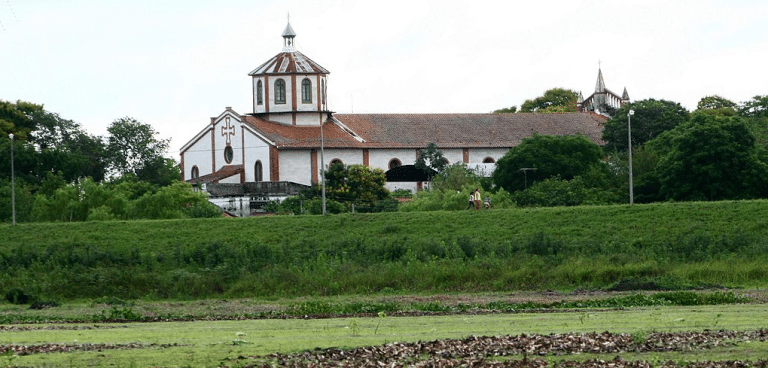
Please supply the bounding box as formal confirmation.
[2,0,766,156]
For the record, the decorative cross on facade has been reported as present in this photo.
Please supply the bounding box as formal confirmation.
[221,116,235,145]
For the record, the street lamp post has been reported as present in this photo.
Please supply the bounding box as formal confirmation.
[320,119,326,216]
[9,133,16,225]
[627,109,634,205]
[518,167,537,189]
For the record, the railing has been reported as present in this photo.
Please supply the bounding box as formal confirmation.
[205,181,310,197]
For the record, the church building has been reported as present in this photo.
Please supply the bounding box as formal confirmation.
[180,22,610,206]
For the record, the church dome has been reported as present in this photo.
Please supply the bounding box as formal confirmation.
[248,50,329,76]
[248,22,329,76]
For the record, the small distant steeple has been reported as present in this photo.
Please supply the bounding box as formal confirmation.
[622,87,630,101]
[282,17,296,52]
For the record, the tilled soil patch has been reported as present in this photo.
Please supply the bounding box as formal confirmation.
[241,330,768,368]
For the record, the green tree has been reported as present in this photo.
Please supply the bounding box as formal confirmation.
[430,163,482,192]
[106,117,171,181]
[649,112,768,201]
[324,163,391,212]
[492,134,605,193]
[0,100,40,140]
[519,88,579,113]
[739,95,768,118]
[697,95,738,110]
[1,102,107,184]
[492,106,517,114]
[415,143,447,178]
[601,99,690,152]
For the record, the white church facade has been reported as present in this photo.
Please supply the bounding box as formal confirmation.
[180,22,610,207]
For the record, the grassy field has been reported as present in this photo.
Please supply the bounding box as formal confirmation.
[2,301,767,367]
[1,200,768,301]
[2,200,768,366]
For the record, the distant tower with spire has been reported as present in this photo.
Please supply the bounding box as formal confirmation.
[577,65,629,117]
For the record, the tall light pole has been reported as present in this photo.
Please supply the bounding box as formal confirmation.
[9,133,16,225]
[627,109,634,205]
[320,119,326,216]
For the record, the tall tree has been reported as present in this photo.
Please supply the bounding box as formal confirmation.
[492,133,604,193]
[649,112,768,201]
[415,142,447,177]
[0,100,40,140]
[601,99,690,152]
[519,88,579,113]
[106,117,171,182]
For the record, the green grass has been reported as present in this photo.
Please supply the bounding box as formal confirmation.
[3,303,767,367]
[2,200,768,300]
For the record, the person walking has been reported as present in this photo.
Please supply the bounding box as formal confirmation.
[473,188,481,210]
[467,190,475,210]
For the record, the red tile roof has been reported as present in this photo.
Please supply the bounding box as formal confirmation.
[188,165,243,184]
[242,112,606,150]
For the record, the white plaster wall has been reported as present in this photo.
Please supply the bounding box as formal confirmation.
[368,148,418,170]
[182,129,213,179]
[322,149,363,166]
[212,113,243,172]
[268,114,293,125]
[294,112,322,126]
[468,148,509,164]
[218,175,241,184]
[242,131,271,182]
[441,149,465,165]
[280,150,313,185]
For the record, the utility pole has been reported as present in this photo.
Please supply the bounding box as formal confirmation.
[9,133,16,225]
[628,109,635,205]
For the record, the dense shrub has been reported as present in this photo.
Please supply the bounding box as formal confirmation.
[5,288,32,304]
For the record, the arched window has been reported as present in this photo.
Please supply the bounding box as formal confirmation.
[191,165,199,179]
[275,79,286,104]
[330,158,343,166]
[389,158,402,169]
[301,79,312,104]
[254,160,263,182]
[483,157,495,163]
[256,80,263,105]
[224,146,234,164]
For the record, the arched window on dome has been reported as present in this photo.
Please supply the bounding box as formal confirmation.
[191,165,199,179]
[389,158,402,170]
[482,157,495,163]
[256,80,263,105]
[275,79,286,104]
[254,160,263,182]
[301,79,312,104]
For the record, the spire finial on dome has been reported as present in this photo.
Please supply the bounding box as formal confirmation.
[282,14,296,51]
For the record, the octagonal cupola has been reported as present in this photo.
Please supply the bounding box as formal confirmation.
[249,22,330,126]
